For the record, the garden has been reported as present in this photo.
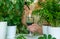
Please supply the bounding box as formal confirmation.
[0,0,60,39]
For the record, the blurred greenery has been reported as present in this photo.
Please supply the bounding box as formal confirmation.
[16,35,26,39]
[0,0,60,34]
[0,0,29,34]
[38,34,56,39]
[16,34,56,39]
[32,0,60,27]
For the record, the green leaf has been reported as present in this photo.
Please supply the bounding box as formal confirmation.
[52,37,56,39]
[43,34,47,39]
[48,34,52,39]
[38,36,44,39]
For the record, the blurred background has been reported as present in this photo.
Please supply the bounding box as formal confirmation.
[0,0,60,34]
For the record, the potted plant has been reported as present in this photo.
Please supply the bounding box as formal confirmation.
[32,0,52,35]
[38,0,60,39]
[3,0,25,39]
[32,7,50,35]
[0,1,7,39]
[0,17,7,39]
[0,0,28,39]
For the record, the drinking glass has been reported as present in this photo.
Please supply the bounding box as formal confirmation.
[26,15,34,36]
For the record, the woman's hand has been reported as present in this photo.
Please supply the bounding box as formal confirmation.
[27,24,43,34]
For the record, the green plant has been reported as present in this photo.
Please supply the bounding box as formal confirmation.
[0,0,5,21]
[38,34,56,39]
[38,37,44,39]
[44,34,47,39]
[0,0,28,34]
[32,0,60,27]
[42,0,60,27]
[48,34,52,39]
[4,0,24,26]
[52,38,56,39]
[0,0,24,25]
[0,12,4,21]
[16,34,56,39]
[16,35,26,39]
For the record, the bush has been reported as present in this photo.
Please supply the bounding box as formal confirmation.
[0,0,28,34]
[32,0,60,27]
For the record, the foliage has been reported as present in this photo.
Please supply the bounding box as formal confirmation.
[0,0,28,34]
[18,25,29,34]
[0,0,5,21]
[38,34,56,39]
[0,0,24,25]
[16,34,56,39]
[16,35,26,39]
[32,0,60,27]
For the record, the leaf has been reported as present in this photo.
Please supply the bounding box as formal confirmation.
[52,37,56,39]
[48,34,52,39]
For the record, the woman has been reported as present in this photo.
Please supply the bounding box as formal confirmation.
[22,5,43,35]
[22,0,45,34]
